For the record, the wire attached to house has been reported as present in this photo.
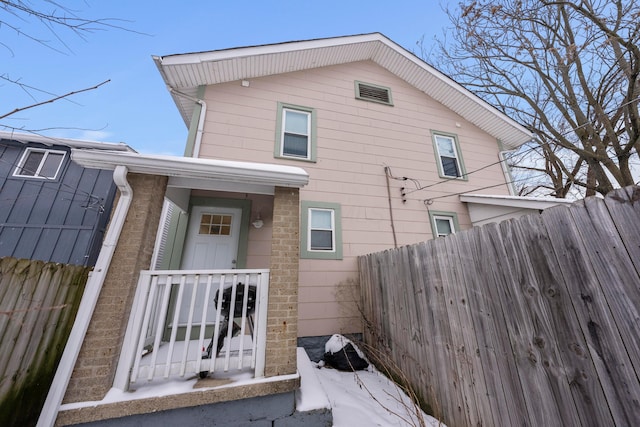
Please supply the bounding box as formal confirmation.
[384,166,399,248]
[420,172,550,205]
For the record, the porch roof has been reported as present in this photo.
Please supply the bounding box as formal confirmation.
[71,149,309,195]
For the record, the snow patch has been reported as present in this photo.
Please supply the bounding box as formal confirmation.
[324,334,368,361]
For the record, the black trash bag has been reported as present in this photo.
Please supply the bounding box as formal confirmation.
[323,342,369,371]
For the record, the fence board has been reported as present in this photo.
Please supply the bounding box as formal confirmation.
[0,257,89,427]
[573,197,640,383]
[406,243,445,421]
[543,203,640,425]
[603,186,640,276]
[498,217,582,426]
[462,226,531,426]
[417,242,467,426]
[443,234,498,427]
[359,186,640,426]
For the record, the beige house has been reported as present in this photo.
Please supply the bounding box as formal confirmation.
[38,33,534,426]
[152,32,532,338]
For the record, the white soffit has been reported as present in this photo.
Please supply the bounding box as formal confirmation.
[460,193,574,210]
[71,149,309,191]
[153,33,532,149]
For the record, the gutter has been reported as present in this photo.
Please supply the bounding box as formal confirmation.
[37,165,133,427]
[71,149,310,188]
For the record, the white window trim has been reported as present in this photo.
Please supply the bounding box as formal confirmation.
[428,211,460,239]
[432,132,467,180]
[13,148,66,180]
[308,208,336,252]
[281,108,311,159]
[274,102,317,163]
[300,201,342,260]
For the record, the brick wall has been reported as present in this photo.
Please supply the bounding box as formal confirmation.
[264,187,300,377]
[63,173,167,403]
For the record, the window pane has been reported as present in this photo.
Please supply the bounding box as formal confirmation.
[310,230,333,250]
[284,110,309,134]
[436,136,456,157]
[21,151,44,176]
[199,213,232,235]
[441,157,460,177]
[283,133,308,157]
[435,218,453,236]
[310,209,332,229]
[40,153,64,178]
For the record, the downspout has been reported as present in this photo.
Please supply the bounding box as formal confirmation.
[498,139,518,196]
[37,165,133,427]
[168,87,207,158]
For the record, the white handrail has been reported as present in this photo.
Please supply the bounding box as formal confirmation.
[113,269,269,388]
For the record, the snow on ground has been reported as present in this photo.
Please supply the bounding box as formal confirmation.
[315,366,443,427]
[62,335,444,426]
[300,335,444,427]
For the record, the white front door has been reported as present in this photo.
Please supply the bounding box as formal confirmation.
[181,206,242,270]
[177,206,242,326]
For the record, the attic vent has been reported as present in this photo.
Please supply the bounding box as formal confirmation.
[355,81,393,105]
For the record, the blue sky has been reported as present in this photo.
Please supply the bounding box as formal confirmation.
[1,1,450,155]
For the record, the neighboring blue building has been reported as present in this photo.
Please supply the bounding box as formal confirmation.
[0,132,134,266]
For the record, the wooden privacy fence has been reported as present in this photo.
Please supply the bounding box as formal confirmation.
[0,257,89,427]
[358,186,640,427]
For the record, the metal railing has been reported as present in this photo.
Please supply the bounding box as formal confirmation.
[113,269,269,390]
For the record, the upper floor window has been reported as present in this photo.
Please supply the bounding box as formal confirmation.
[275,103,316,162]
[13,148,65,179]
[432,132,466,179]
[429,211,459,238]
[301,201,342,260]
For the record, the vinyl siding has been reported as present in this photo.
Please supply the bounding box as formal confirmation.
[0,140,116,266]
[198,60,511,336]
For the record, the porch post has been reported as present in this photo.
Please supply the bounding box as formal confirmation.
[62,173,167,403]
[265,186,300,377]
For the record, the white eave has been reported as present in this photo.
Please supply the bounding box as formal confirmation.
[153,33,532,149]
[459,193,574,210]
[0,131,135,152]
[71,149,309,194]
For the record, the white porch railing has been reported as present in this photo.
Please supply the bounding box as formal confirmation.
[113,269,269,390]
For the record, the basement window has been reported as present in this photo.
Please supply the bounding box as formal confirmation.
[429,211,459,238]
[355,81,393,106]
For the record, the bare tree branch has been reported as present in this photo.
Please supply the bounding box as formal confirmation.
[0,0,141,54]
[430,0,640,197]
[0,79,110,120]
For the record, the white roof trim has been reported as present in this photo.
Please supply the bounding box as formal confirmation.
[153,33,532,149]
[0,131,134,152]
[460,193,574,210]
[71,149,309,189]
